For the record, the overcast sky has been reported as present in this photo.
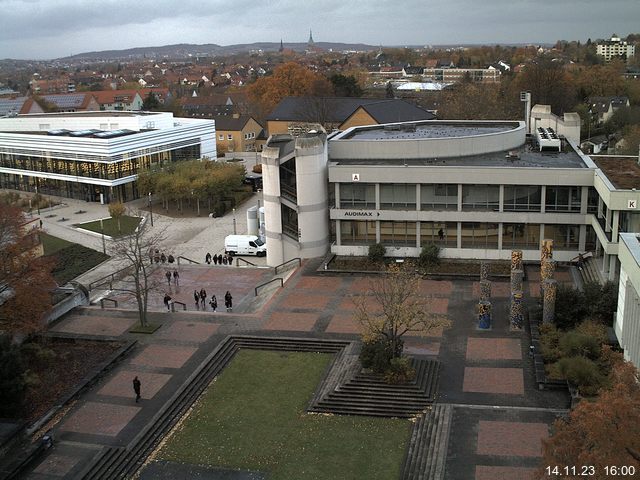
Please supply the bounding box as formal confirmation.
[0,0,637,60]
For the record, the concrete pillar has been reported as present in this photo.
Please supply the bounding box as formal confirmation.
[415,184,421,212]
[480,262,489,281]
[540,185,546,213]
[457,184,463,212]
[579,224,586,252]
[335,220,342,246]
[498,185,504,213]
[498,222,503,251]
[541,238,553,262]
[480,280,491,301]
[375,183,380,210]
[612,210,620,241]
[609,254,618,281]
[261,144,285,267]
[335,183,340,208]
[580,186,589,215]
[511,249,523,270]
[510,291,524,330]
[511,269,524,293]
[456,222,462,249]
[478,300,491,329]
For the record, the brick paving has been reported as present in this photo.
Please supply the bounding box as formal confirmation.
[49,315,136,336]
[263,311,320,332]
[154,321,219,343]
[31,454,79,477]
[466,337,522,361]
[59,402,141,437]
[279,292,331,310]
[463,367,525,394]
[472,281,511,298]
[325,313,362,334]
[476,420,548,457]
[98,371,172,400]
[475,466,537,480]
[130,344,198,369]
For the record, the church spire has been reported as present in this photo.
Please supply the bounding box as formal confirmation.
[308,29,314,46]
[279,38,284,52]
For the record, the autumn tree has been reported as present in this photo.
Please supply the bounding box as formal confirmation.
[438,81,521,120]
[247,62,332,118]
[516,56,576,114]
[108,201,126,233]
[329,74,363,97]
[110,218,166,328]
[0,205,55,338]
[539,348,640,477]
[354,262,451,360]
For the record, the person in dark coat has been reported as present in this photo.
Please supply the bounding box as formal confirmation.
[165,270,172,285]
[213,254,219,265]
[222,255,228,265]
[194,290,200,310]
[160,253,166,263]
[199,288,207,308]
[133,376,141,403]
[209,295,217,312]
[163,293,172,311]
[205,252,212,264]
[225,291,233,311]
[173,269,179,286]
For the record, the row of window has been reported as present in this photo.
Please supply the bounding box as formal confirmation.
[338,184,598,213]
[338,220,594,251]
[217,132,257,141]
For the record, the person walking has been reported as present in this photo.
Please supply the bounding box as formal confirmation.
[173,269,179,286]
[225,291,233,311]
[194,290,200,310]
[213,254,218,265]
[160,253,166,263]
[209,295,217,312]
[163,293,172,311]
[133,376,141,403]
[200,288,207,308]
[222,255,228,266]
[165,270,172,285]
[205,252,212,264]
[438,228,444,241]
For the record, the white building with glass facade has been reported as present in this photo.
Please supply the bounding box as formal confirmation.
[0,111,216,202]
[261,118,640,285]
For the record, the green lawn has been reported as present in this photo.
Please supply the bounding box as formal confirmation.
[40,232,73,255]
[41,233,110,284]
[75,215,141,237]
[159,350,411,480]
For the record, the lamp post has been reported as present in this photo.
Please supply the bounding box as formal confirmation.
[100,218,106,254]
[233,208,237,235]
[35,184,40,215]
[148,192,154,226]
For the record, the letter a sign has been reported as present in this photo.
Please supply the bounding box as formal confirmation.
[352,173,360,182]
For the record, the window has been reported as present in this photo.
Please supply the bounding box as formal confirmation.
[227,134,233,140]
[460,223,500,248]
[462,185,499,211]
[545,224,579,250]
[380,221,416,246]
[340,220,375,245]
[340,183,375,209]
[587,187,599,214]
[281,204,298,239]
[545,187,581,212]
[380,184,416,210]
[279,158,297,201]
[218,134,224,140]
[420,221,457,247]
[421,184,457,210]
[502,223,540,249]
[503,186,542,212]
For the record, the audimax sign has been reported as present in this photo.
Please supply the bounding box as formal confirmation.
[343,210,380,217]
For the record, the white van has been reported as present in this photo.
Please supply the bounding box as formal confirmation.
[224,235,267,257]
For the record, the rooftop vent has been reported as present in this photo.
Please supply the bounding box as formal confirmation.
[535,127,561,152]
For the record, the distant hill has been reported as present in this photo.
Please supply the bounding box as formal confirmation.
[57,42,380,61]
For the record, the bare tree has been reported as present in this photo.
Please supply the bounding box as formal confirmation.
[354,262,451,357]
[110,215,166,327]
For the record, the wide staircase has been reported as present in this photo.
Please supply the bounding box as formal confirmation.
[578,255,604,285]
[309,357,441,418]
[401,404,453,480]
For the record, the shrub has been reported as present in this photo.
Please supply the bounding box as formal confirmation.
[360,336,403,373]
[368,243,386,263]
[252,164,263,174]
[418,243,440,269]
[575,318,608,345]
[559,331,601,360]
[384,357,416,384]
[556,356,606,396]
[539,323,562,362]
[554,284,587,330]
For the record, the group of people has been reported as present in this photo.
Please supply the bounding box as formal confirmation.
[165,269,180,286]
[193,288,233,312]
[205,252,233,266]
[151,248,174,264]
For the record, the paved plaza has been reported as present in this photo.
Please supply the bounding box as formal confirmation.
[17,195,571,479]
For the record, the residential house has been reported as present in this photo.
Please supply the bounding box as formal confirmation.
[91,90,144,111]
[214,114,264,153]
[0,97,43,116]
[589,96,630,125]
[36,93,100,112]
[266,97,436,136]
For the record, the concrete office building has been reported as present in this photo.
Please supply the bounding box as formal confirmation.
[261,115,640,282]
[615,233,640,367]
[0,111,216,202]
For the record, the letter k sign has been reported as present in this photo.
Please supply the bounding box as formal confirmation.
[629,200,637,209]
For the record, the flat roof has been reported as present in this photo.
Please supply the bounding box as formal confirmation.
[331,142,587,169]
[340,121,519,141]
[16,111,160,118]
[592,156,640,190]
